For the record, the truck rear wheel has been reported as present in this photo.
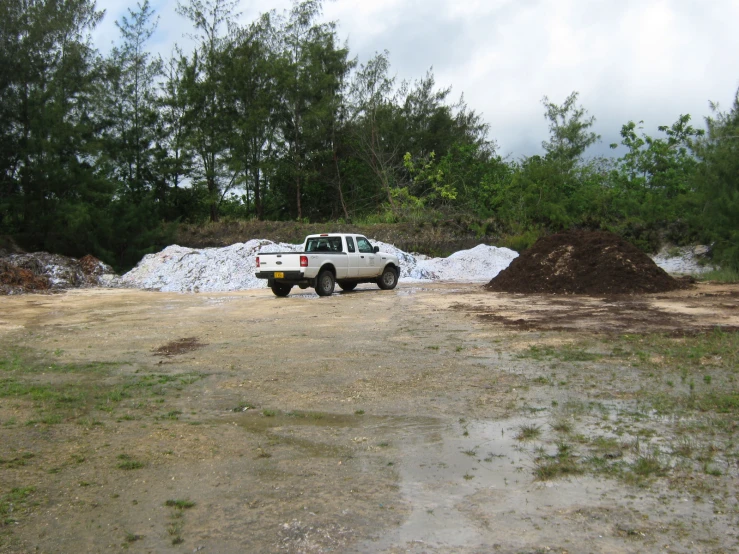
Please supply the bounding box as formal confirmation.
[377,266,398,290]
[338,281,357,292]
[270,283,292,297]
[315,270,335,296]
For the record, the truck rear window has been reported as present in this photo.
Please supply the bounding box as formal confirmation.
[306,237,343,252]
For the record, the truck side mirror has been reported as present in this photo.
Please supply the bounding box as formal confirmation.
[373,246,379,253]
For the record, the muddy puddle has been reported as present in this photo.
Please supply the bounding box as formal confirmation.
[225,403,738,553]
[230,411,605,551]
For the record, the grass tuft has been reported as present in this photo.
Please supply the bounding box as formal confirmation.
[515,424,541,441]
[165,499,196,510]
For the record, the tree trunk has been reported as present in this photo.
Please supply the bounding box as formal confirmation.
[333,148,350,222]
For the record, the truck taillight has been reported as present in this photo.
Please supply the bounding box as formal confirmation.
[256,256,260,268]
[300,255,308,267]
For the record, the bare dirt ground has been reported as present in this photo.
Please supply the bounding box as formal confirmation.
[1,282,738,553]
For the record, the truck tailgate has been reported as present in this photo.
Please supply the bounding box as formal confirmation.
[257,253,304,273]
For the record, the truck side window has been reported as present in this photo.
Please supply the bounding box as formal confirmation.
[357,237,373,254]
[346,237,355,253]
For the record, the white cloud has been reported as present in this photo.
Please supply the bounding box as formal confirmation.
[93,0,739,157]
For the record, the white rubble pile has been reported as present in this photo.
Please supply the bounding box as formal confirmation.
[114,240,301,292]
[114,239,520,292]
[651,245,715,275]
[373,241,519,281]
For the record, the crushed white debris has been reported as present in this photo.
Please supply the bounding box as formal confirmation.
[112,240,520,293]
[112,240,295,292]
[651,245,715,275]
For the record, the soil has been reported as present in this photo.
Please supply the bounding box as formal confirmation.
[1,283,738,553]
[486,230,683,295]
[153,338,207,357]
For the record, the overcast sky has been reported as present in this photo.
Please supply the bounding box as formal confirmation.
[93,0,739,159]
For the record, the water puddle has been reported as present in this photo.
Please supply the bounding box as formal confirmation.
[225,408,680,551]
[394,287,433,296]
[358,416,550,551]
[229,410,583,550]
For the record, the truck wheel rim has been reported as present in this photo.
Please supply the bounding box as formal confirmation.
[383,271,394,285]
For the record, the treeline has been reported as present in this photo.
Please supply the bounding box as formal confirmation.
[1,0,737,271]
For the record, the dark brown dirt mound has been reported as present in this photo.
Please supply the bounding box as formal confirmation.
[485,230,682,295]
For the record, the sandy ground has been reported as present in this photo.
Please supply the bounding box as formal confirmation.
[1,282,738,553]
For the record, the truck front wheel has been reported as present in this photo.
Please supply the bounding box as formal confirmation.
[377,266,398,290]
[270,283,292,297]
[315,270,335,296]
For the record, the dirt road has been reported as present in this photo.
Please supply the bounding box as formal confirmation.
[1,283,738,552]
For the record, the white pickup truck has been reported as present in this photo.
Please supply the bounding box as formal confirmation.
[255,233,401,297]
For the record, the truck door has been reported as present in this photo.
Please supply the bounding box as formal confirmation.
[356,236,377,277]
[345,236,359,277]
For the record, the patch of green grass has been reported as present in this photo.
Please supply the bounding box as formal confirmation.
[167,519,183,543]
[698,392,739,413]
[585,436,624,468]
[518,344,603,363]
[534,443,582,480]
[262,409,276,417]
[117,460,144,470]
[124,532,143,543]
[39,413,63,425]
[515,424,541,441]
[551,419,573,433]
[699,267,739,283]
[703,463,722,476]
[627,453,667,483]
[0,453,35,468]
[620,328,738,371]
[165,499,196,510]
[0,351,26,373]
[165,498,196,545]
[0,348,120,375]
[0,487,35,525]
[116,454,144,470]
[671,437,696,458]
[0,349,205,425]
